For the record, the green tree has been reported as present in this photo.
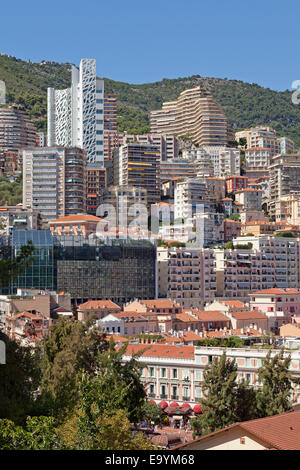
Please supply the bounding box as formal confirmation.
[76,339,147,448]
[0,332,40,424]
[38,316,108,419]
[256,349,296,417]
[0,416,62,450]
[192,353,239,436]
[141,401,164,425]
[192,353,258,437]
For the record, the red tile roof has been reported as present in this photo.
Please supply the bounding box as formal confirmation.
[123,343,195,359]
[230,311,268,320]
[219,300,246,309]
[175,410,300,450]
[49,214,104,223]
[78,300,121,310]
[251,288,300,295]
[141,299,180,310]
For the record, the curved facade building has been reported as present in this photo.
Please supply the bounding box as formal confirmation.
[0,106,36,155]
[150,86,233,147]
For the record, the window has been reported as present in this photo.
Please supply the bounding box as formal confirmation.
[172,369,177,379]
[149,367,154,377]
[160,368,166,378]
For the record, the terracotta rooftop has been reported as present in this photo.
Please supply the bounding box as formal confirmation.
[123,343,195,359]
[175,410,300,450]
[78,300,121,310]
[219,300,246,309]
[229,311,268,320]
[49,214,104,223]
[251,288,300,295]
[140,299,181,310]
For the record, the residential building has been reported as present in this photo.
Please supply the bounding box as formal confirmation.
[97,314,125,335]
[245,147,271,168]
[86,164,106,215]
[176,411,300,450]
[122,344,300,407]
[0,106,36,156]
[77,299,121,321]
[274,192,300,225]
[250,288,300,327]
[150,86,233,147]
[235,127,294,157]
[97,185,148,227]
[49,214,104,237]
[0,81,5,105]
[22,147,86,222]
[104,94,117,131]
[174,178,216,220]
[0,206,40,236]
[124,134,178,160]
[235,188,263,212]
[269,153,300,217]
[223,218,241,242]
[104,130,123,160]
[203,146,240,178]
[48,58,104,164]
[113,143,160,205]
[225,176,248,194]
[159,159,197,182]
[157,247,216,308]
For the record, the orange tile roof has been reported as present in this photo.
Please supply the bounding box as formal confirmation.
[230,311,268,320]
[251,288,300,295]
[78,300,121,310]
[49,214,104,224]
[123,343,195,359]
[106,334,129,343]
[141,299,180,309]
[11,311,43,320]
[219,300,246,309]
[175,410,300,450]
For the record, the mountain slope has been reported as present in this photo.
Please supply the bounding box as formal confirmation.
[1,55,300,145]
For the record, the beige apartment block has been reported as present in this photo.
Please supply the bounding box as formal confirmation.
[269,153,300,217]
[150,86,232,147]
[274,192,300,225]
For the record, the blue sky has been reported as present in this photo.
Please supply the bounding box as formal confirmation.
[1,0,299,91]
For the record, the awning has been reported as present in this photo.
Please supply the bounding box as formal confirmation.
[170,401,179,407]
[159,400,168,409]
[193,404,202,413]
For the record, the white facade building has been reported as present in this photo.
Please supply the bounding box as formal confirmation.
[47,59,104,164]
[203,146,240,178]
[0,81,6,105]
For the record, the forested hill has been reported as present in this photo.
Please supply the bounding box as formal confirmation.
[1,54,300,145]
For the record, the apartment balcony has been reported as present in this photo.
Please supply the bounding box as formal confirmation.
[148,393,156,398]
[171,395,179,400]
[160,394,168,399]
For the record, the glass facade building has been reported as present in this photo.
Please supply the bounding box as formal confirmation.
[3,231,156,305]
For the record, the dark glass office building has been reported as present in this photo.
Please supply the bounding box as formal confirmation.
[4,230,156,305]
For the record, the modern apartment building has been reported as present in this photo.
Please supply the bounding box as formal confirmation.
[48,58,104,164]
[22,147,86,221]
[269,153,300,217]
[274,192,300,225]
[0,81,6,105]
[235,188,263,212]
[203,146,240,178]
[160,158,197,182]
[245,147,271,169]
[235,127,294,157]
[157,247,217,308]
[124,134,178,160]
[215,235,299,299]
[174,178,216,220]
[86,164,107,215]
[113,143,160,205]
[104,93,117,131]
[150,86,233,147]
[103,130,124,160]
[98,185,148,227]
[0,106,36,156]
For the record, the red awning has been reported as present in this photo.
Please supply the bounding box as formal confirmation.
[170,401,179,407]
[159,400,168,409]
[181,402,191,408]
[193,404,202,413]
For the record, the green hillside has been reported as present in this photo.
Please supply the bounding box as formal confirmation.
[1,54,300,145]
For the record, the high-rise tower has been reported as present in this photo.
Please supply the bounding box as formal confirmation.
[47,59,104,164]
